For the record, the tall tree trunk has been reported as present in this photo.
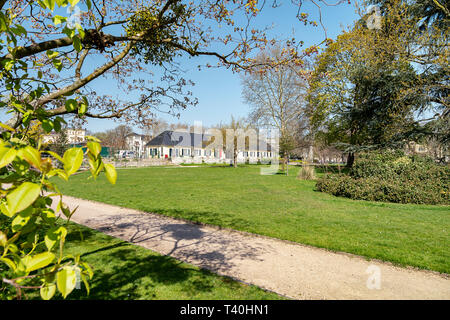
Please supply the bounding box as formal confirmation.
[346,152,355,168]
[285,151,289,176]
[233,148,237,168]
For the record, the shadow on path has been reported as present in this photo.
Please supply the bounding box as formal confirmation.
[83,211,269,273]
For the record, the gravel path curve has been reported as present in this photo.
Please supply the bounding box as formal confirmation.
[58,196,450,300]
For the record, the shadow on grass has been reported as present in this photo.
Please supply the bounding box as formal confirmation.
[314,165,350,175]
[147,208,253,231]
[64,244,243,300]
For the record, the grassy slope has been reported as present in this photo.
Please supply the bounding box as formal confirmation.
[26,222,282,300]
[57,165,450,273]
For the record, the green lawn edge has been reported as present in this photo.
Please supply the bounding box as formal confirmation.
[56,166,450,274]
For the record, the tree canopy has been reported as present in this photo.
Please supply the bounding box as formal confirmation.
[307,0,449,164]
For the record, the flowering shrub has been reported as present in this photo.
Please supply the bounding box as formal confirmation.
[316,151,449,205]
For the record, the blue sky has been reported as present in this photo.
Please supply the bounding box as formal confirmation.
[96,1,360,133]
[2,1,361,133]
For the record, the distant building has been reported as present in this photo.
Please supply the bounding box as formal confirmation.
[145,130,273,163]
[145,130,221,160]
[406,141,449,162]
[125,133,151,158]
[42,128,86,144]
[66,129,86,144]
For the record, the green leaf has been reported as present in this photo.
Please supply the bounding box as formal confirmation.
[11,24,27,36]
[4,59,15,71]
[40,283,56,300]
[0,122,15,132]
[42,119,54,133]
[81,273,90,294]
[46,150,64,163]
[46,50,59,59]
[0,147,17,168]
[55,169,69,181]
[0,257,16,271]
[65,99,78,112]
[87,141,101,157]
[80,261,93,279]
[85,0,92,9]
[42,0,56,11]
[6,182,41,215]
[53,116,66,132]
[63,147,83,176]
[72,35,82,52]
[21,146,42,169]
[44,226,67,251]
[24,252,55,272]
[0,202,12,218]
[52,58,63,71]
[85,135,101,142]
[12,207,33,232]
[69,0,80,7]
[41,209,56,224]
[104,163,117,185]
[88,158,103,177]
[52,15,67,25]
[78,102,87,116]
[62,26,75,38]
[57,266,77,298]
[0,231,7,247]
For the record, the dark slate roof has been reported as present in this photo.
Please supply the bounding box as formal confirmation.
[146,130,273,151]
[145,131,207,148]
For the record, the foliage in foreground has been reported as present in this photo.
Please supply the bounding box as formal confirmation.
[316,151,450,205]
[0,135,117,300]
[0,0,116,300]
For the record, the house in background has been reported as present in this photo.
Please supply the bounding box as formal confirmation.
[125,133,150,158]
[146,130,274,163]
[42,128,86,144]
[145,130,225,162]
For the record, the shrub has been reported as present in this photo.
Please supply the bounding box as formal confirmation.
[316,150,450,205]
[297,165,316,180]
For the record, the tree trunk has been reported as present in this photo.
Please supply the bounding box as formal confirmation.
[233,149,238,168]
[285,151,289,176]
[346,152,355,168]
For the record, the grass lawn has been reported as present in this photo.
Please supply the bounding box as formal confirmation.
[24,221,282,300]
[56,165,450,274]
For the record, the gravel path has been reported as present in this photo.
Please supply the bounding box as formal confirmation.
[58,196,450,300]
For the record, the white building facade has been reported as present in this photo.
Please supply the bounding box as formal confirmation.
[42,128,86,144]
[146,130,273,164]
[125,133,150,158]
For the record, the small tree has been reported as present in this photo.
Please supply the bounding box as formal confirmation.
[48,127,70,158]
[218,117,252,168]
[241,46,309,175]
